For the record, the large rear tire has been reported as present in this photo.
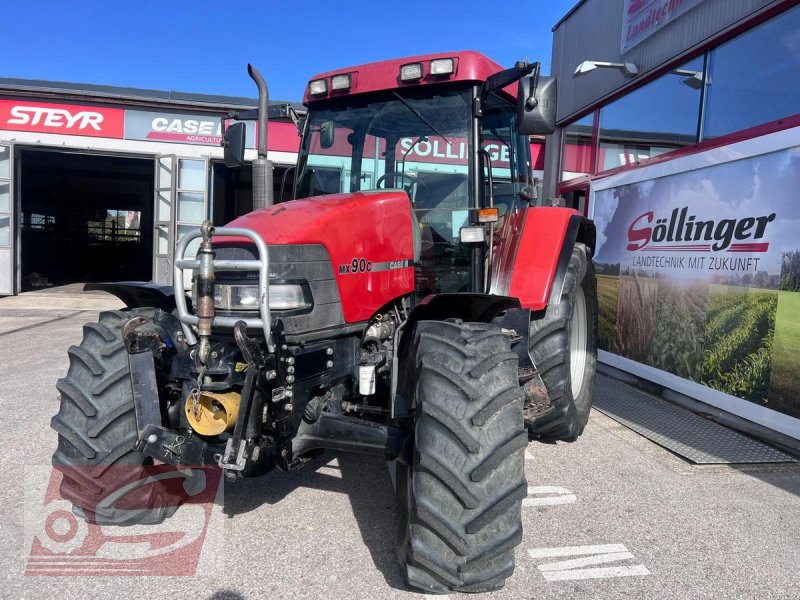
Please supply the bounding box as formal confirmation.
[526,243,598,442]
[396,320,527,593]
[51,309,181,525]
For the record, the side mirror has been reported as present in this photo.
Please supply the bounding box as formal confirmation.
[319,120,335,149]
[223,122,247,167]
[518,75,557,135]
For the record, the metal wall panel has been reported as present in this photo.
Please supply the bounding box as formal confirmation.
[552,0,783,123]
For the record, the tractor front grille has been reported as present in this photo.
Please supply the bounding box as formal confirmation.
[214,244,345,336]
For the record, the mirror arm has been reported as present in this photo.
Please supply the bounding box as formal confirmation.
[526,62,542,110]
[480,60,537,103]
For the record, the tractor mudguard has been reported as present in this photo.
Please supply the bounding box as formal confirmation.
[407,292,520,324]
[490,207,595,311]
[392,293,532,418]
[84,282,179,312]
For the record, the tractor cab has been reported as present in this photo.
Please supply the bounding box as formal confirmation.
[220,52,557,297]
[297,82,525,294]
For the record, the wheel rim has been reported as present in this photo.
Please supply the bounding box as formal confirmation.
[570,285,588,398]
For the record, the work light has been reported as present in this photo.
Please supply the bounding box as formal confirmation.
[331,73,351,90]
[460,226,486,243]
[400,63,423,81]
[430,58,454,75]
[309,79,328,95]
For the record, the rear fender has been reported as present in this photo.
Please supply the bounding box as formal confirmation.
[491,207,595,311]
[84,282,180,312]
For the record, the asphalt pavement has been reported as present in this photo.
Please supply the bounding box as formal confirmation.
[1,289,799,599]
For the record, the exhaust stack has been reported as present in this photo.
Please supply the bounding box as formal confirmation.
[248,64,274,208]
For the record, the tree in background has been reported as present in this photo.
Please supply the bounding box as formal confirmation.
[781,250,800,291]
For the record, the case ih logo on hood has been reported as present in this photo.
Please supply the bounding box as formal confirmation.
[627,207,775,253]
[0,100,124,139]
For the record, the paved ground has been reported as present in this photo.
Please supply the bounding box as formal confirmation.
[2,289,799,599]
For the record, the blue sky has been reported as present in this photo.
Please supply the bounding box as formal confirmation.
[1,0,576,102]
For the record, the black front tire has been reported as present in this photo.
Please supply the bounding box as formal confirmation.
[396,320,527,594]
[51,309,181,525]
[527,243,598,442]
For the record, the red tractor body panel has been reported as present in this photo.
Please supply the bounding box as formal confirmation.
[224,191,415,323]
[303,50,516,104]
[491,207,582,311]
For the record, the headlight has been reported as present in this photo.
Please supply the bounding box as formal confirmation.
[267,284,307,310]
[207,283,307,311]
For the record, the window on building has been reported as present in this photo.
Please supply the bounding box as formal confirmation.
[87,209,141,242]
[703,5,800,139]
[598,56,704,171]
[560,113,594,182]
[28,213,55,230]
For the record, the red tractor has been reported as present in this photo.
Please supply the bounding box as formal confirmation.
[51,51,597,593]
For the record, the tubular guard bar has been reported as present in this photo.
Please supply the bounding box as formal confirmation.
[173,227,274,353]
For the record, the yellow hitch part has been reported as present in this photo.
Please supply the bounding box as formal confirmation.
[184,391,241,436]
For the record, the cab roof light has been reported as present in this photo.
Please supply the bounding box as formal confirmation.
[430,58,454,76]
[477,207,499,223]
[400,62,423,81]
[309,79,328,95]
[331,73,351,91]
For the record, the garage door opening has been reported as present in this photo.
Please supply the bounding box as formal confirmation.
[19,150,154,291]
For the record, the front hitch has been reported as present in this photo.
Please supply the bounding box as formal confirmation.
[216,320,266,475]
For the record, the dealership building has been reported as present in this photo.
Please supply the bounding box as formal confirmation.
[0,80,303,294]
[544,0,800,441]
[0,78,547,297]
[1,0,797,443]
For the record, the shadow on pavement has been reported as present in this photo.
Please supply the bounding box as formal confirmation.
[222,451,406,590]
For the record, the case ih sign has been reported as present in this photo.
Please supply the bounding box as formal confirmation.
[622,0,706,52]
[0,100,124,138]
[124,110,230,145]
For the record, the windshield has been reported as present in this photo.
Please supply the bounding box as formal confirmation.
[296,87,474,293]
[296,86,472,203]
[295,86,530,294]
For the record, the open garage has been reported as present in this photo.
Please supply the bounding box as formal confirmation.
[19,149,154,290]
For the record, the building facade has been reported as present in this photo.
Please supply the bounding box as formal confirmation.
[544,0,800,440]
[0,79,302,295]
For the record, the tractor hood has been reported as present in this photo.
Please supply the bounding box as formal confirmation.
[222,191,416,323]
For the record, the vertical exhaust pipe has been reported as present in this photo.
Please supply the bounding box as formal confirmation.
[248,64,274,208]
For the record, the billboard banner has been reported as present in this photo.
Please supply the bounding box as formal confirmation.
[592,145,800,423]
[621,0,707,52]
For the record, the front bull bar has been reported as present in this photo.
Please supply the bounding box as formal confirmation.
[172,226,275,353]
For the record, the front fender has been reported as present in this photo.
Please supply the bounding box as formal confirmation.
[84,282,180,312]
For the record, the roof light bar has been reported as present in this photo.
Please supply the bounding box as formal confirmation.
[430,58,454,76]
[309,79,328,95]
[331,73,351,91]
[400,63,423,81]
